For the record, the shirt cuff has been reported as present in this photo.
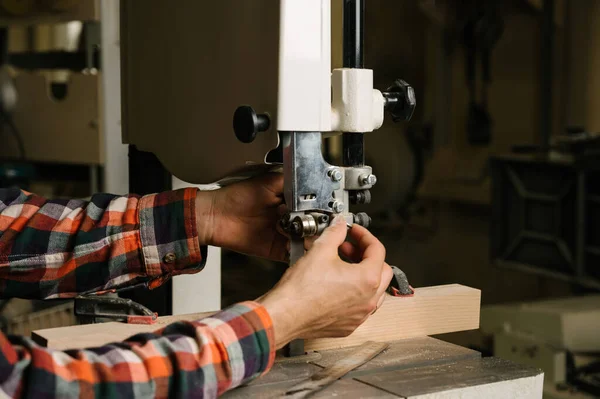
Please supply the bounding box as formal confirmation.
[189,301,276,388]
[137,188,205,288]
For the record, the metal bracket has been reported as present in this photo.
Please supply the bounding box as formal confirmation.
[282,131,339,213]
[344,165,375,190]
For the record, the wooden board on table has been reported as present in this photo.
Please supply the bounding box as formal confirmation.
[33,284,480,351]
[32,311,214,350]
[304,284,480,352]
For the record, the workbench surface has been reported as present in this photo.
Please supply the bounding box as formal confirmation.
[223,337,544,398]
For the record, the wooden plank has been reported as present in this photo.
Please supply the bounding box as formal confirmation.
[304,284,480,352]
[33,284,479,351]
[32,311,214,350]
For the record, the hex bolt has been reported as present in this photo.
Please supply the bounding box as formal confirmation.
[360,174,377,186]
[328,169,343,182]
[319,215,330,224]
[330,201,345,213]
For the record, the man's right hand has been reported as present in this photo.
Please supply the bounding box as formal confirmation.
[258,216,394,348]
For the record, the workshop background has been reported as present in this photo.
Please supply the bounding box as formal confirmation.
[0,1,598,397]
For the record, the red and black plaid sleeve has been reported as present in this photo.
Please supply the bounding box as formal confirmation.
[0,188,204,299]
[0,188,279,397]
[0,301,276,398]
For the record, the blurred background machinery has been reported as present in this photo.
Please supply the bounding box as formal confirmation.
[0,0,222,337]
[0,0,103,196]
[0,0,102,336]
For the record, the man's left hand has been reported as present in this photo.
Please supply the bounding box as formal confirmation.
[195,173,288,262]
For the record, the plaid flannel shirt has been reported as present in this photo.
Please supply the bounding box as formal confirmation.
[0,188,275,398]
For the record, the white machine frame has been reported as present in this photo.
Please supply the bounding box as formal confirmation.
[278,0,384,134]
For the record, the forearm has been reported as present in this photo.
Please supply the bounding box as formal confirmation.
[0,188,205,299]
[0,302,275,398]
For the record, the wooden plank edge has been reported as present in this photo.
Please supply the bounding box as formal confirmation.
[33,284,480,351]
[304,284,481,352]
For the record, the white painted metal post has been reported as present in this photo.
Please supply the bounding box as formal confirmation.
[277,0,332,132]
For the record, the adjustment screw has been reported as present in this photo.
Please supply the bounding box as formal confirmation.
[328,169,343,182]
[382,79,416,122]
[360,174,377,186]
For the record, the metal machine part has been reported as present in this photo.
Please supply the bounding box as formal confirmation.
[231,1,416,357]
[330,68,385,133]
[344,166,375,190]
[278,132,374,226]
[281,132,341,213]
[279,131,375,250]
[118,0,412,356]
[271,0,415,245]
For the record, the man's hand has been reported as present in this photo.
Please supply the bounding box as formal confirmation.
[257,217,394,348]
[195,173,288,261]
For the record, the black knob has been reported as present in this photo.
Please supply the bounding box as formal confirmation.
[382,79,416,122]
[233,106,271,143]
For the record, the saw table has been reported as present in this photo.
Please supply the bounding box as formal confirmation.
[223,337,544,398]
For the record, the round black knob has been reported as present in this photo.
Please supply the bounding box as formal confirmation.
[382,79,416,123]
[233,106,271,143]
